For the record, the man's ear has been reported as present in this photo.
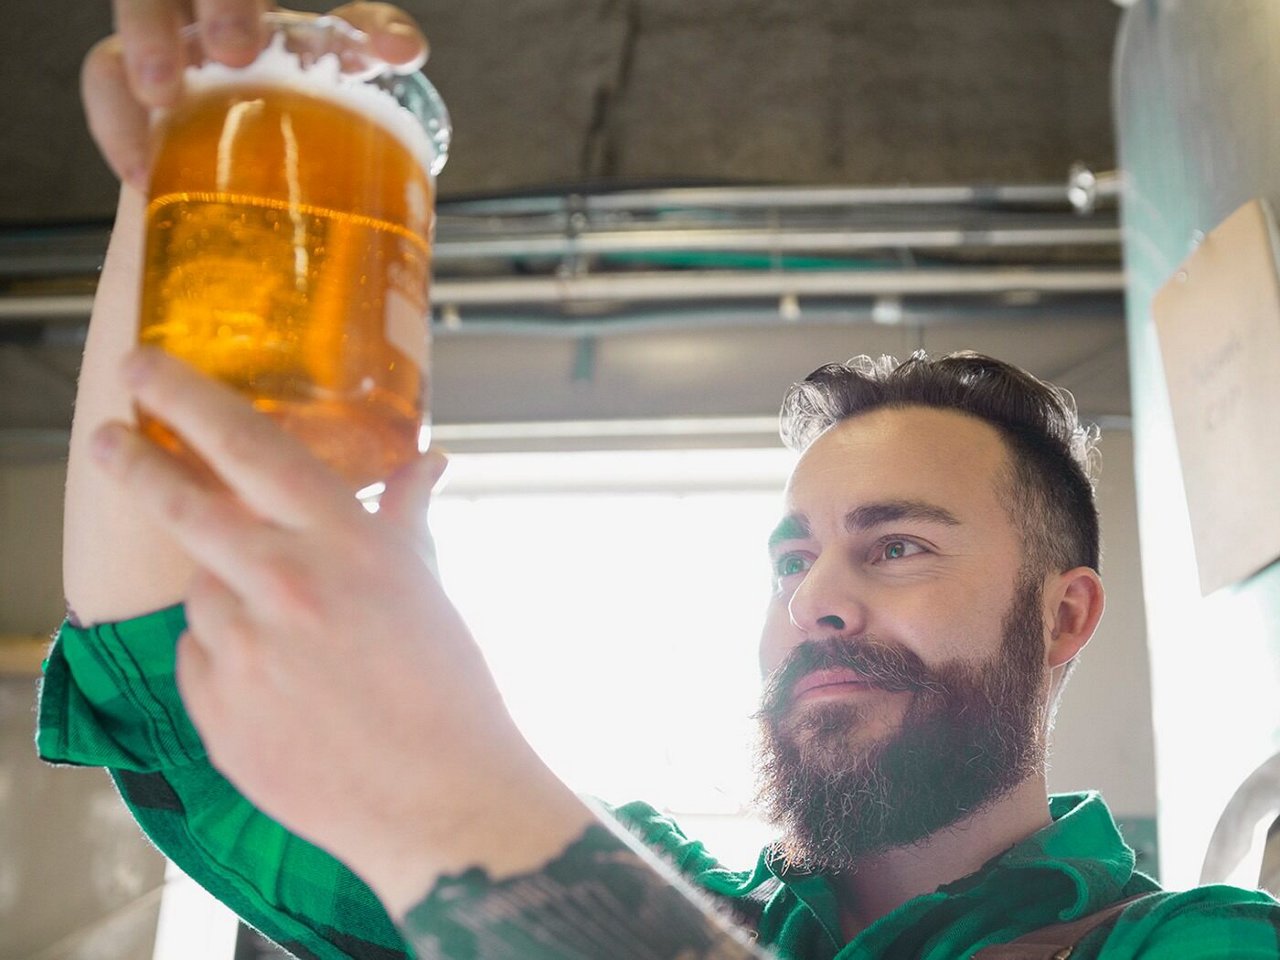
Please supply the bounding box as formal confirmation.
[1045,567,1105,669]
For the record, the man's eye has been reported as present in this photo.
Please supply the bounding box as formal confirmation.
[773,553,810,578]
[878,539,924,562]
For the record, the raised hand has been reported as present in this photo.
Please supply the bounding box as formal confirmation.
[88,348,586,913]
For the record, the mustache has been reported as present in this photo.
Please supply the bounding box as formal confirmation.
[757,636,945,720]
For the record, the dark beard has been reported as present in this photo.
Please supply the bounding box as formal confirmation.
[753,575,1048,874]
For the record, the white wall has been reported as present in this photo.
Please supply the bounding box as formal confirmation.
[1046,429,1159,869]
[0,460,167,960]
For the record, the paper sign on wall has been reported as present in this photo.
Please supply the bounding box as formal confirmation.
[1153,198,1280,595]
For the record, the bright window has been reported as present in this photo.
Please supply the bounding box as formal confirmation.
[430,448,796,868]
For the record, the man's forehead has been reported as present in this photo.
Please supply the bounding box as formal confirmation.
[783,406,1011,509]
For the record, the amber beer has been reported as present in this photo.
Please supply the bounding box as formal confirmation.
[139,23,445,493]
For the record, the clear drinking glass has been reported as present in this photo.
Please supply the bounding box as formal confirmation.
[138,11,450,496]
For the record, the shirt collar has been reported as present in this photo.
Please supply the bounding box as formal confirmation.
[758,791,1137,935]
[954,790,1136,920]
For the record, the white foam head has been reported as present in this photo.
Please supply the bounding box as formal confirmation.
[180,30,447,176]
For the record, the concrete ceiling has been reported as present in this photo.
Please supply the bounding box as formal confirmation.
[2,0,1120,221]
[0,1,1129,450]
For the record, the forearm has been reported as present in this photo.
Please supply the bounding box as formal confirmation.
[395,803,766,960]
[333,722,764,959]
[64,186,195,625]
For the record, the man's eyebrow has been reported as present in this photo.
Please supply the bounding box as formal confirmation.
[767,514,810,550]
[845,500,962,531]
[767,501,960,550]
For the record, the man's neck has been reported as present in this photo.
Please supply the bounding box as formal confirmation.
[834,777,1052,941]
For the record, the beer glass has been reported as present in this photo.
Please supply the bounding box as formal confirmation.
[138,11,450,495]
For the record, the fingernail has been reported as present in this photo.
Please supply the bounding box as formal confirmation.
[123,349,160,387]
[380,22,427,66]
[91,425,124,465]
[206,16,258,51]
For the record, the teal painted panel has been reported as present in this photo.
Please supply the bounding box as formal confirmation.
[1115,0,1280,886]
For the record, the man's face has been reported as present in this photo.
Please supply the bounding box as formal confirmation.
[755,406,1052,871]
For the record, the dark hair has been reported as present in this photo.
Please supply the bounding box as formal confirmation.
[779,351,1100,576]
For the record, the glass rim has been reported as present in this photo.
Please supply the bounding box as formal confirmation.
[174,10,450,175]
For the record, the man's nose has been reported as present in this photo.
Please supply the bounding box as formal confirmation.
[786,557,867,636]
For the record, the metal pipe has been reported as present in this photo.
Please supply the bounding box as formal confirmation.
[431,268,1125,306]
[1067,165,1123,215]
[0,301,1123,347]
[432,225,1121,260]
[0,295,94,321]
[433,417,782,442]
[0,268,1123,323]
[0,220,1120,277]
[430,299,1122,338]
[442,183,1089,216]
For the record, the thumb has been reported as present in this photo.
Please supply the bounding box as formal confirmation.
[377,447,449,572]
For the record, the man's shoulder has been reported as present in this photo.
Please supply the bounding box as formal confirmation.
[1124,882,1280,913]
[1092,883,1280,958]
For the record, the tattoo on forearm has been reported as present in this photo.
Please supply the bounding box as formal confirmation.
[400,824,767,960]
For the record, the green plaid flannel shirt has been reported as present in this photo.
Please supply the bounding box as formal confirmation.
[36,606,1280,959]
